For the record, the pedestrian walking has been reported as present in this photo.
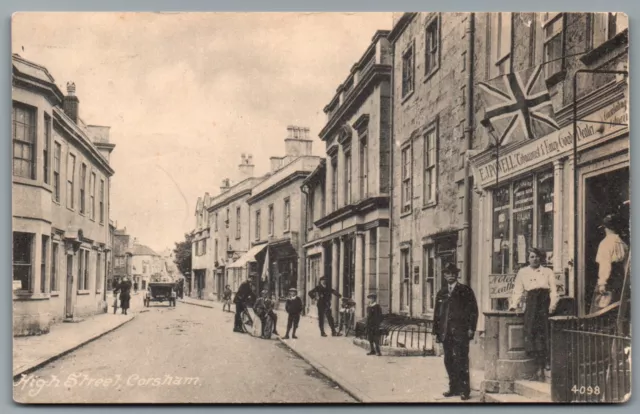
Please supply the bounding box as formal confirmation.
[308,276,342,337]
[283,287,303,339]
[509,247,558,381]
[222,285,233,312]
[118,276,133,315]
[591,214,629,312]
[365,293,383,356]
[434,263,478,401]
[233,279,256,333]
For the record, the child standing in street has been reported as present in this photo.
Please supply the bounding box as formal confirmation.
[283,288,303,339]
[366,293,383,356]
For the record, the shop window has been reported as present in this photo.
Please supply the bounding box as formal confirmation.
[537,171,555,258]
[422,245,435,314]
[492,185,511,274]
[13,232,33,292]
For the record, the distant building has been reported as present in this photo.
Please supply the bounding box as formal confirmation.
[131,242,162,290]
[12,54,115,335]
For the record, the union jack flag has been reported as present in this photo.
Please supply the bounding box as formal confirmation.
[479,65,559,146]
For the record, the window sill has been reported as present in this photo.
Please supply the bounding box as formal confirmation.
[545,70,566,89]
[400,89,415,106]
[50,291,60,297]
[12,176,53,193]
[13,291,50,300]
[283,230,290,235]
[422,200,438,210]
[581,29,629,66]
[77,290,91,295]
[400,208,412,219]
[423,67,439,84]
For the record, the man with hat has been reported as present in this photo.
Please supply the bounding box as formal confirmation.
[308,276,342,337]
[283,287,303,339]
[365,293,383,356]
[433,262,478,401]
[233,278,256,333]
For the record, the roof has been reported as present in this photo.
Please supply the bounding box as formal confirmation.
[131,244,160,257]
[12,54,56,84]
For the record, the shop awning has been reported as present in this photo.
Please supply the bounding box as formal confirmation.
[227,243,267,269]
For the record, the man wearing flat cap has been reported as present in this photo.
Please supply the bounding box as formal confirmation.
[283,287,303,339]
[365,293,383,356]
[308,276,342,337]
[433,263,478,401]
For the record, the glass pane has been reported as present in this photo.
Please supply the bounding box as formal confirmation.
[537,171,554,264]
[512,176,534,271]
[492,185,511,273]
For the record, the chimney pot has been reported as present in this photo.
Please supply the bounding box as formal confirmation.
[66,81,76,96]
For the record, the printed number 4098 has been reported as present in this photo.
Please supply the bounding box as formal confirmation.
[571,385,601,395]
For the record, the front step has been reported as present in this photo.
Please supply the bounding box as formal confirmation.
[514,380,552,402]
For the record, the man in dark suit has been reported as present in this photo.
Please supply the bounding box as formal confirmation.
[308,277,342,337]
[233,279,256,333]
[433,263,478,401]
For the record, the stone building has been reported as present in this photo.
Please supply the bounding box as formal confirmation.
[302,31,393,320]
[12,54,115,335]
[131,242,162,290]
[247,126,322,306]
[112,226,133,288]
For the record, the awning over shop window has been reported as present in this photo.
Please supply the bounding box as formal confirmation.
[227,243,267,269]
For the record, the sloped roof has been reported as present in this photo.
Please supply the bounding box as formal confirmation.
[12,54,56,83]
[131,244,160,257]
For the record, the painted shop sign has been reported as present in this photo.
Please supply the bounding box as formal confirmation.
[474,99,628,188]
[489,272,566,299]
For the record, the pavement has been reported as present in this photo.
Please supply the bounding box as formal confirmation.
[13,297,354,403]
[181,297,484,403]
[13,293,143,379]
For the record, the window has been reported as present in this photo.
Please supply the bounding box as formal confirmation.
[401,146,412,213]
[307,190,315,231]
[268,205,274,236]
[423,129,437,205]
[214,239,219,263]
[359,133,369,199]
[12,104,37,179]
[401,43,415,98]
[99,180,105,224]
[226,208,230,228]
[543,13,564,79]
[255,210,261,240]
[236,207,241,239]
[67,154,76,209]
[536,171,554,255]
[44,114,51,184]
[203,239,207,255]
[80,164,87,214]
[592,12,628,47]
[90,172,96,220]
[284,198,291,232]
[96,252,102,292]
[425,16,440,77]
[40,235,49,293]
[400,249,411,312]
[331,157,338,212]
[13,232,33,292]
[215,213,219,232]
[78,250,86,291]
[51,242,59,292]
[53,142,61,202]
[491,12,512,77]
[423,246,435,314]
[344,150,352,205]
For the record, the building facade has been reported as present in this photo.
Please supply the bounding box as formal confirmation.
[12,54,115,335]
[131,243,162,290]
[247,127,322,306]
[112,227,133,288]
[303,31,393,320]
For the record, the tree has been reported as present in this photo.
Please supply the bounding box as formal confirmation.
[173,233,193,277]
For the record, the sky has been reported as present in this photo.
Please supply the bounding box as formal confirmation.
[12,12,393,253]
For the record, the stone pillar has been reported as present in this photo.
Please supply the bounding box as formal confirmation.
[331,239,339,316]
[377,226,390,313]
[354,232,365,319]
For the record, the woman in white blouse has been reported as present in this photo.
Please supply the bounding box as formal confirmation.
[509,247,559,381]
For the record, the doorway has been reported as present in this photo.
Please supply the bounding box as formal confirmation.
[583,166,629,315]
[65,254,74,318]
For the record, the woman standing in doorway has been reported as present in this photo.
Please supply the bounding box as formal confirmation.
[509,247,559,381]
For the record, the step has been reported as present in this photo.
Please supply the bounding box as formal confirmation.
[483,393,539,403]
[514,380,552,402]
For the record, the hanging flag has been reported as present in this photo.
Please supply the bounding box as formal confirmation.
[261,249,269,283]
[478,65,560,146]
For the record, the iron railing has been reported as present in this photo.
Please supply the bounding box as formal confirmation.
[356,315,434,353]
[550,302,631,403]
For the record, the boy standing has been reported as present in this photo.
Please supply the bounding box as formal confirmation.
[283,288,303,339]
[366,293,383,356]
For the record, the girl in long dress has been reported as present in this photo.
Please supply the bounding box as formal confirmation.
[509,247,559,381]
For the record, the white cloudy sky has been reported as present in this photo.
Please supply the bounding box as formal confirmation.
[12,12,393,252]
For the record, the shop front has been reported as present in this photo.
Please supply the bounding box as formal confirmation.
[471,81,629,391]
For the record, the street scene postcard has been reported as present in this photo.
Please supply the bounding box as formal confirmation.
[11,12,630,404]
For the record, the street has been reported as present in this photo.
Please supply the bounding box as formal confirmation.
[13,302,355,404]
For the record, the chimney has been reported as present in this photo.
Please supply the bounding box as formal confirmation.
[238,153,255,180]
[284,125,312,158]
[220,178,231,193]
[270,156,283,172]
[63,82,79,123]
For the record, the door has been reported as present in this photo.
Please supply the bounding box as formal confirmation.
[65,254,74,318]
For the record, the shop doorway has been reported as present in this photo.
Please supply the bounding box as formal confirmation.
[583,166,629,315]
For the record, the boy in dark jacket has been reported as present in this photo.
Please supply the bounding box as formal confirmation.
[283,287,303,339]
[366,293,383,356]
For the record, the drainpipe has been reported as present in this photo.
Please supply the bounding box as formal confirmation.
[388,38,395,314]
[462,13,475,285]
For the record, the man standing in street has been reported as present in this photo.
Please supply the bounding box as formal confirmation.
[433,263,478,401]
[308,276,342,337]
[233,279,256,333]
[283,287,303,339]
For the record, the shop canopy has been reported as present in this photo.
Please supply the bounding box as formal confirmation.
[226,243,267,269]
